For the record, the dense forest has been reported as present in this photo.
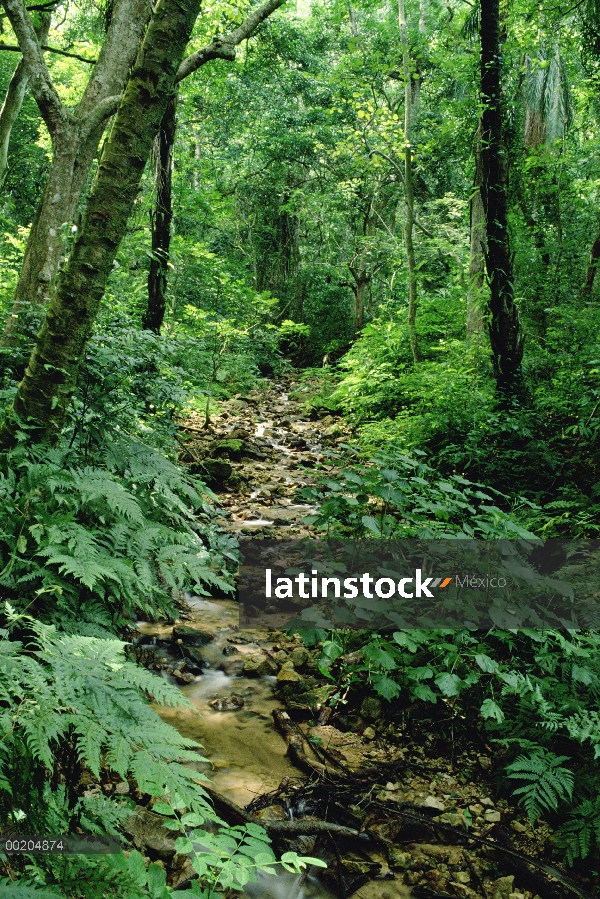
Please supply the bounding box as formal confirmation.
[1,0,600,896]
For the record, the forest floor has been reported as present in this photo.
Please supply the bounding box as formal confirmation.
[178,372,346,537]
[131,377,593,899]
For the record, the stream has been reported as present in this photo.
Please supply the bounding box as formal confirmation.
[138,379,348,897]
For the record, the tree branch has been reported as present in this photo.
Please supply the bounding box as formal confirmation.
[81,93,121,134]
[1,0,66,134]
[0,42,97,63]
[175,0,286,82]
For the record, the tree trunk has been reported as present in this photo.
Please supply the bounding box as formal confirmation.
[0,15,51,189]
[399,0,422,363]
[582,227,600,299]
[144,92,177,333]
[467,124,486,338]
[0,0,154,347]
[353,273,367,330]
[479,0,524,396]
[0,0,203,448]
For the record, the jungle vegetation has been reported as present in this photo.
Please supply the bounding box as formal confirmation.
[0,0,599,893]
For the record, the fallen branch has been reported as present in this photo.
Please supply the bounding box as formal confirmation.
[272,709,328,775]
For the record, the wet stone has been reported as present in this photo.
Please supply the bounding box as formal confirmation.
[172,625,214,646]
[208,694,244,711]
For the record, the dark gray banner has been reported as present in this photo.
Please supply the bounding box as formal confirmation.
[237,538,600,630]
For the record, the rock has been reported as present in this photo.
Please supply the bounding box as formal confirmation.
[171,625,214,646]
[208,694,244,711]
[173,669,196,684]
[468,803,484,816]
[492,875,515,899]
[484,809,502,823]
[478,755,492,770]
[438,812,467,827]
[308,725,370,770]
[360,696,382,721]
[454,872,471,884]
[480,797,495,807]
[220,658,245,677]
[362,726,376,740]
[254,805,286,821]
[114,782,130,795]
[213,439,245,460]
[222,644,239,655]
[290,647,310,668]
[242,653,277,677]
[511,820,527,833]
[385,782,398,791]
[190,458,233,485]
[422,795,445,813]
[277,667,303,683]
[124,807,177,861]
[388,849,413,871]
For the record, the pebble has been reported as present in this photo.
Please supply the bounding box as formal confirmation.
[484,809,502,823]
[422,795,445,812]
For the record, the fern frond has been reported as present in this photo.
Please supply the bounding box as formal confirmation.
[507,750,574,822]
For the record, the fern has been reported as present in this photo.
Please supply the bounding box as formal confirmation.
[556,796,600,865]
[506,749,574,822]
[0,880,61,898]
[0,615,216,835]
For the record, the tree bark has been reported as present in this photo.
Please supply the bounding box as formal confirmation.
[0,0,154,346]
[0,0,203,448]
[479,0,524,396]
[467,124,486,338]
[0,13,50,188]
[399,0,422,363]
[582,227,600,299]
[143,92,177,333]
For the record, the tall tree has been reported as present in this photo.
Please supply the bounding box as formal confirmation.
[479,0,524,395]
[399,0,422,363]
[467,124,486,338]
[142,0,287,333]
[0,0,154,345]
[144,92,177,334]
[0,0,204,446]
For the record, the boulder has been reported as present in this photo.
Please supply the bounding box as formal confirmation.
[124,807,177,861]
[243,653,277,677]
[220,658,245,677]
[290,647,310,668]
[359,696,382,721]
[172,625,214,646]
[189,458,233,485]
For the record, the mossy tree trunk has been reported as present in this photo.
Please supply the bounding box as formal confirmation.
[0,0,203,448]
[0,0,154,347]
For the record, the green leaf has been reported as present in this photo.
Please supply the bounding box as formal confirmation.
[435,672,462,697]
[480,698,504,722]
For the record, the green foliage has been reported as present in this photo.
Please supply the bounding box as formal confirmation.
[301,446,535,538]
[0,607,214,825]
[0,440,234,629]
[0,881,61,898]
[506,750,574,822]
[312,625,600,862]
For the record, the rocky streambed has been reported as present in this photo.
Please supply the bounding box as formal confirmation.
[124,379,591,899]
